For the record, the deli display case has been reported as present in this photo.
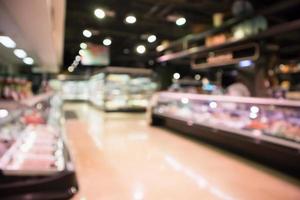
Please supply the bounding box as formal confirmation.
[61,80,89,101]
[148,92,300,175]
[89,67,158,111]
[0,93,78,199]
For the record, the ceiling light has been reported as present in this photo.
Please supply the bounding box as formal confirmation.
[0,36,16,48]
[125,15,137,24]
[136,45,146,54]
[75,55,81,62]
[73,60,79,66]
[80,42,87,49]
[147,35,157,43]
[79,49,84,56]
[195,74,201,81]
[13,49,27,58]
[176,17,186,26]
[173,73,180,80]
[23,57,34,65]
[68,66,74,72]
[156,45,164,52]
[94,8,106,19]
[83,29,92,38]
[103,38,112,46]
[239,60,252,68]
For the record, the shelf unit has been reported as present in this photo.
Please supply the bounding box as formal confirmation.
[88,67,157,112]
[149,92,300,176]
[157,18,300,63]
[0,94,78,199]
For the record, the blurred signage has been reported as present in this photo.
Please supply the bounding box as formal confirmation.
[81,43,110,66]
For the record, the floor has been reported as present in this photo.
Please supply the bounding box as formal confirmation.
[64,103,300,200]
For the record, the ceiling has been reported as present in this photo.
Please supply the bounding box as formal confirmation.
[64,0,235,70]
[0,0,65,73]
[63,0,300,72]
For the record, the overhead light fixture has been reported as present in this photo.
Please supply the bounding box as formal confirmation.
[80,42,87,49]
[239,60,253,68]
[94,8,106,19]
[79,49,84,56]
[23,57,34,65]
[125,15,136,24]
[136,45,146,54]
[83,29,92,38]
[195,74,201,81]
[68,66,74,72]
[147,35,157,43]
[13,49,27,58]
[75,55,81,62]
[173,73,180,80]
[103,38,112,46]
[176,17,186,26]
[0,36,16,48]
[156,45,164,52]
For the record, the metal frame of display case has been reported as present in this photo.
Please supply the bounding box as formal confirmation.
[149,92,300,177]
[0,94,78,199]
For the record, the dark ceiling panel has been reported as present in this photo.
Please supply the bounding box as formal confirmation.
[63,0,300,72]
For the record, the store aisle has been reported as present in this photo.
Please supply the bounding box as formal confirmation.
[64,103,300,200]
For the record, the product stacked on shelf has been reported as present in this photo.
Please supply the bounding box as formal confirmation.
[149,92,300,174]
[88,67,158,111]
[0,94,78,199]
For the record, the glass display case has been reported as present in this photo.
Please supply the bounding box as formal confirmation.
[89,67,158,111]
[61,79,89,101]
[149,92,300,174]
[0,94,78,199]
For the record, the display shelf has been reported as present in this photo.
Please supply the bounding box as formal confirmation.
[157,1,300,53]
[149,92,300,175]
[191,43,259,70]
[154,112,300,150]
[0,94,78,199]
[157,18,300,63]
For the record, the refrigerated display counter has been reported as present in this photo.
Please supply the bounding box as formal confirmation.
[0,94,78,199]
[89,67,158,111]
[148,92,300,175]
[61,80,89,101]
